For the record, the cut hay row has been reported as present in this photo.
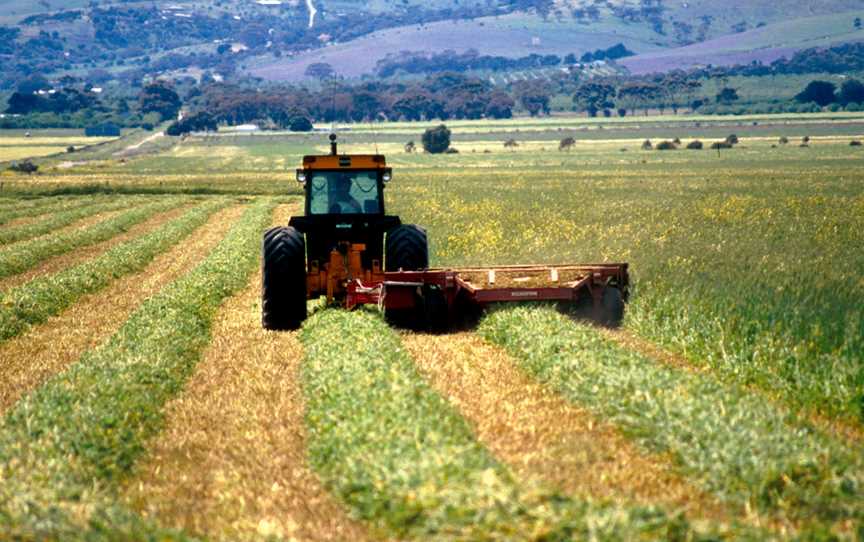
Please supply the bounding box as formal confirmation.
[0,197,186,279]
[0,196,144,245]
[599,327,864,446]
[0,204,248,415]
[0,198,226,343]
[400,332,730,522]
[0,195,98,226]
[299,309,741,540]
[0,203,194,292]
[0,199,274,537]
[479,306,864,534]
[125,268,370,541]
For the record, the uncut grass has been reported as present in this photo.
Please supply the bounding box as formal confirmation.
[0,197,225,343]
[387,153,864,425]
[125,269,371,541]
[0,196,143,245]
[0,200,274,537]
[401,332,732,524]
[0,202,193,292]
[300,309,743,540]
[479,305,864,534]
[0,196,186,278]
[0,204,247,414]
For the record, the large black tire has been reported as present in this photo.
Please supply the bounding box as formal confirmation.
[385,224,429,271]
[262,226,307,330]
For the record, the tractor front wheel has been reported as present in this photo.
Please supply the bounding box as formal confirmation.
[385,224,429,271]
[262,226,307,330]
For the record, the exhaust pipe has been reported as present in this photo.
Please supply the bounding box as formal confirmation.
[329,133,338,155]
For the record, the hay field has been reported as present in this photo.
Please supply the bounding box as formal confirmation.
[0,114,862,539]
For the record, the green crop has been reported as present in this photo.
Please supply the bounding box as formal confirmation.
[0,198,225,342]
[0,196,186,278]
[479,305,864,532]
[0,199,273,538]
[300,308,750,540]
[0,196,143,245]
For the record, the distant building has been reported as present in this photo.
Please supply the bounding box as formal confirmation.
[85,123,121,137]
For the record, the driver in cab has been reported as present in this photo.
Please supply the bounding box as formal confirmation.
[329,174,362,214]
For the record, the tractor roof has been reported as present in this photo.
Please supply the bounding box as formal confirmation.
[301,154,386,170]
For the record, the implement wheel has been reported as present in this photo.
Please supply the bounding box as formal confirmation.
[262,226,307,330]
[596,286,625,328]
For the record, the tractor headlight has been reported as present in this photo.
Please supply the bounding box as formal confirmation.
[296,170,307,183]
[382,168,392,183]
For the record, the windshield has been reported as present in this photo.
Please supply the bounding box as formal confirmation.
[308,170,381,215]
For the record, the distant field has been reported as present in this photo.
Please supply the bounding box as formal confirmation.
[0,135,119,164]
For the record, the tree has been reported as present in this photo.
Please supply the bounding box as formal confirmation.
[305,62,335,80]
[839,79,864,105]
[404,141,416,153]
[855,17,862,29]
[289,114,313,132]
[513,80,551,117]
[715,87,739,104]
[421,124,451,154]
[573,82,615,117]
[166,111,217,136]
[485,91,514,119]
[795,80,837,106]
[558,137,575,151]
[139,81,182,121]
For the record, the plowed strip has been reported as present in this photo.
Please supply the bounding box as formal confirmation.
[0,204,245,414]
[124,208,369,541]
[402,332,730,521]
[600,328,864,445]
[0,204,190,291]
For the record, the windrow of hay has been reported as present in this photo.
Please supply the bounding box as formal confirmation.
[402,332,729,521]
[0,203,191,291]
[124,273,370,541]
[599,327,864,446]
[124,204,369,541]
[0,203,246,415]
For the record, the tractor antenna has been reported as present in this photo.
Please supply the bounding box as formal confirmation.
[329,133,338,156]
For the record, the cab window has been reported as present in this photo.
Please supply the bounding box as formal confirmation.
[308,171,381,215]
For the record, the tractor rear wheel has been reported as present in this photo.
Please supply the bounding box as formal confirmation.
[385,224,428,271]
[262,226,307,330]
[385,225,433,329]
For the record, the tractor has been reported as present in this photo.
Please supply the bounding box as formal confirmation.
[262,134,628,331]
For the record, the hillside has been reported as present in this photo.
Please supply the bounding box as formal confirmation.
[0,0,863,88]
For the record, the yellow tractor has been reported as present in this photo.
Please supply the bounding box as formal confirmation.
[262,134,628,331]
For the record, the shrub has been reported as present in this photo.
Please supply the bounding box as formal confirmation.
[444,148,459,154]
[641,139,652,150]
[673,137,681,145]
[655,140,677,150]
[851,140,862,146]
[710,141,732,150]
[802,136,811,144]
[779,136,789,145]
[66,146,75,153]
[404,141,415,153]
[421,124,451,154]
[503,138,519,150]
[289,115,313,132]
[558,137,575,151]
[686,140,703,150]
[8,160,38,174]
[725,134,739,145]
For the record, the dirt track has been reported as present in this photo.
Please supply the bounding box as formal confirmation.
[0,204,244,414]
[402,332,730,520]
